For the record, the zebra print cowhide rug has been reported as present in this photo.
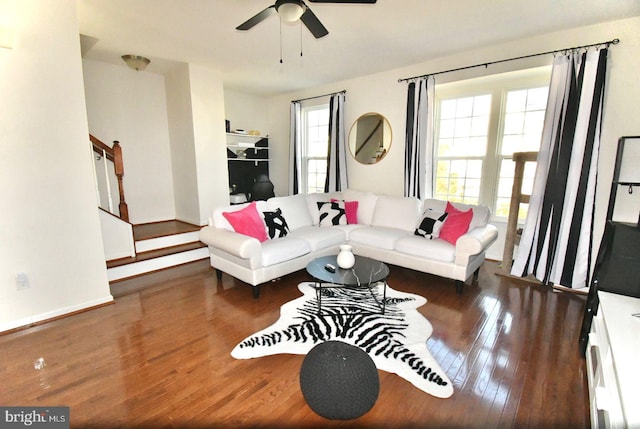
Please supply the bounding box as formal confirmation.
[231,282,453,398]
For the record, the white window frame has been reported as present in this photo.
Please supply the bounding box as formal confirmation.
[433,66,552,221]
[300,101,330,194]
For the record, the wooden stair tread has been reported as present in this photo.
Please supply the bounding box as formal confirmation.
[133,220,201,241]
[107,241,206,268]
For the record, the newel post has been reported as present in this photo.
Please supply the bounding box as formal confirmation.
[112,140,129,222]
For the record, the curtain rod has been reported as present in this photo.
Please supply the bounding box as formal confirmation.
[398,38,619,83]
[292,89,346,103]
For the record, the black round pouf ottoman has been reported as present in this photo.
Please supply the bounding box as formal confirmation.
[299,340,379,420]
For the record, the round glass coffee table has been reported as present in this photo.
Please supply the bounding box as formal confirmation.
[306,255,390,314]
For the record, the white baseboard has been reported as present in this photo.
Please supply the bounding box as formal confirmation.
[0,295,114,333]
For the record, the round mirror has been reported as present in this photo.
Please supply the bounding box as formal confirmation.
[348,113,392,164]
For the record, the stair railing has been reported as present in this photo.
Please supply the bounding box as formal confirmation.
[90,134,129,222]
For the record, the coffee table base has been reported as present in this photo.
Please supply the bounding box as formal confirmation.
[313,280,388,315]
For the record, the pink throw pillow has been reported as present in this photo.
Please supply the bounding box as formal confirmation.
[222,201,268,242]
[439,202,473,245]
[331,199,359,224]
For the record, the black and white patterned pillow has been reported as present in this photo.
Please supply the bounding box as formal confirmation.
[263,208,290,239]
[414,210,448,239]
[317,201,347,226]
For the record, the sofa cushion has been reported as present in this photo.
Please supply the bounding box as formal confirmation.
[317,201,347,226]
[371,196,420,232]
[343,189,378,225]
[439,202,473,244]
[261,237,311,267]
[263,208,290,239]
[395,236,456,263]
[289,226,347,251]
[349,226,411,250]
[222,201,268,242]
[415,209,448,239]
[267,194,313,231]
[422,199,490,230]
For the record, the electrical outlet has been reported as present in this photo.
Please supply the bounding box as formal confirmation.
[16,272,29,290]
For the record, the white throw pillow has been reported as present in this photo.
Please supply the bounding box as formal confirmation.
[306,192,343,225]
[415,209,448,239]
[317,201,347,226]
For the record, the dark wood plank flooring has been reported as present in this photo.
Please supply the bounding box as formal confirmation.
[133,220,202,241]
[0,260,590,428]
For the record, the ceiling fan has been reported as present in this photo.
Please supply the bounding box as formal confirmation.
[236,0,377,39]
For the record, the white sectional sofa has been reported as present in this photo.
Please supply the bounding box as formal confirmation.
[199,189,498,298]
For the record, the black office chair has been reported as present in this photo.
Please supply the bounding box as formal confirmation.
[250,174,275,201]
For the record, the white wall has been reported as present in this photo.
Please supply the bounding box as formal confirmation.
[0,0,112,332]
[188,64,231,224]
[265,16,640,261]
[83,59,176,224]
[165,64,200,225]
[224,88,270,136]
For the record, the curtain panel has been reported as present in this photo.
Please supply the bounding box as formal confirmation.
[404,76,435,199]
[511,48,608,289]
[324,92,348,192]
[289,101,302,195]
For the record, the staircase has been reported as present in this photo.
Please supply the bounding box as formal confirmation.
[106,220,208,282]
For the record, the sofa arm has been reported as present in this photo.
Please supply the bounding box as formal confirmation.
[199,226,261,259]
[454,224,499,265]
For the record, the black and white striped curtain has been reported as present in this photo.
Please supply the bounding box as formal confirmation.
[289,101,302,195]
[511,48,609,289]
[324,92,348,192]
[404,76,435,199]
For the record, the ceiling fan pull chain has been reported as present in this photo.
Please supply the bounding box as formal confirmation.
[279,18,283,64]
[300,20,304,61]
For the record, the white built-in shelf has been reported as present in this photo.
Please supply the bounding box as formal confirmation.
[586,291,640,428]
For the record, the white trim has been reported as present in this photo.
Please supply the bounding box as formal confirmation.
[0,295,114,333]
[135,231,200,253]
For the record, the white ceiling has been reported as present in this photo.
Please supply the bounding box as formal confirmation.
[77,0,640,97]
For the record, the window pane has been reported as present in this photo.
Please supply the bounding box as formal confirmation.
[440,99,457,119]
[456,97,473,117]
[473,95,492,116]
[505,89,526,112]
[437,138,453,157]
[440,118,455,138]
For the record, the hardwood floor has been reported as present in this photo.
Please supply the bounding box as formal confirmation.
[0,260,590,428]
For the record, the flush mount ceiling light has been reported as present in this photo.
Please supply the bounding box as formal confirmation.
[121,54,150,71]
[277,1,305,22]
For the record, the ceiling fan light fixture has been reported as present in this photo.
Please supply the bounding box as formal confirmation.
[276,1,305,22]
[121,54,150,71]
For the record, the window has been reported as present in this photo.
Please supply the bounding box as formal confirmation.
[434,67,551,221]
[301,103,330,194]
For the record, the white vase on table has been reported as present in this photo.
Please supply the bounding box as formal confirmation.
[336,244,355,269]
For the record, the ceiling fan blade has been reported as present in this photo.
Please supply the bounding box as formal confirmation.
[307,0,376,3]
[300,8,329,38]
[236,5,276,31]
